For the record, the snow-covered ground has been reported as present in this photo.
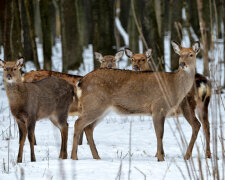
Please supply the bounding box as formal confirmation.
[0,39,224,179]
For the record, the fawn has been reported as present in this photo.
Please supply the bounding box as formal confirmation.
[71,41,200,161]
[0,58,74,162]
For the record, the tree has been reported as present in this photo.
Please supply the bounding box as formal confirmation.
[169,0,183,71]
[92,0,116,69]
[196,0,210,76]
[40,0,52,70]
[24,0,40,69]
[3,0,13,61]
[140,0,164,71]
[20,0,34,62]
[12,0,23,60]
[59,0,83,72]
[127,0,139,54]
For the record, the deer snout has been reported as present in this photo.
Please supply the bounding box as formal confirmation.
[133,65,139,71]
[179,62,186,68]
[108,65,113,69]
[7,74,12,80]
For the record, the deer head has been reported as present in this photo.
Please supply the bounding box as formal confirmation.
[125,48,152,71]
[171,41,200,72]
[0,58,24,83]
[95,50,124,69]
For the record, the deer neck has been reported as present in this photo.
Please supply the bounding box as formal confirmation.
[174,66,195,100]
[4,81,26,106]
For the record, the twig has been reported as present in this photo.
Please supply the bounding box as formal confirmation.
[128,121,132,180]
[134,167,146,180]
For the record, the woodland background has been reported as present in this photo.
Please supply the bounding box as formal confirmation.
[0,0,224,81]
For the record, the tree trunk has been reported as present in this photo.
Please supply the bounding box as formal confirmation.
[3,0,13,61]
[40,0,52,70]
[127,0,139,55]
[140,0,164,71]
[20,0,34,62]
[223,0,225,88]
[92,0,116,69]
[11,0,23,60]
[59,0,83,72]
[24,0,40,69]
[169,0,183,71]
[196,0,210,76]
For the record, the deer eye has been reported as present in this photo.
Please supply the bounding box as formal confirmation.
[142,59,145,61]
[13,68,17,71]
[189,54,193,57]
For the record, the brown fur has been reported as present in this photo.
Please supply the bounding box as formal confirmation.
[0,59,74,163]
[23,70,82,116]
[128,49,211,158]
[71,42,200,161]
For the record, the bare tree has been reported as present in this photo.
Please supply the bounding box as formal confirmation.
[196,0,210,76]
[59,0,83,72]
[92,0,116,69]
[4,0,13,61]
[40,0,52,70]
[12,0,23,60]
[24,0,40,69]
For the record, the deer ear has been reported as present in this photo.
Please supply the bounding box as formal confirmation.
[125,48,133,58]
[0,59,5,68]
[145,49,152,59]
[115,50,124,61]
[192,41,200,54]
[94,52,103,62]
[171,41,182,55]
[16,58,24,69]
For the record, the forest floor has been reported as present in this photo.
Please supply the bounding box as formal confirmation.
[0,41,224,179]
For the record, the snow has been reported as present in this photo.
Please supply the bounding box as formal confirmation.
[0,39,224,180]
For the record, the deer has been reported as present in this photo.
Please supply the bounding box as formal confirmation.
[94,50,124,68]
[125,47,211,158]
[0,58,74,163]
[71,41,201,161]
[22,50,124,145]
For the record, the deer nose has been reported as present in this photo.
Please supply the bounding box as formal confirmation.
[179,62,186,68]
[108,65,113,69]
[133,65,139,71]
[7,74,12,79]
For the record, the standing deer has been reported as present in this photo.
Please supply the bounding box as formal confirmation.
[71,41,200,161]
[0,58,74,163]
[22,50,124,145]
[125,47,211,158]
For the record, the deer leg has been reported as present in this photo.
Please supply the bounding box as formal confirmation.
[34,133,37,145]
[71,117,88,160]
[181,99,201,160]
[28,122,36,162]
[197,97,211,158]
[59,122,68,159]
[152,113,165,161]
[84,122,100,159]
[17,122,27,163]
[78,130,84,145]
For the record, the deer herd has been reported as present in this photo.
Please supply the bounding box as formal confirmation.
[0,41,212,163]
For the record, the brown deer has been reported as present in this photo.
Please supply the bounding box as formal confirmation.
[125,47,211,158]
[22,50,124,145]
[71,41,201,161]
[0,58,74,163]
[94,50,124,68]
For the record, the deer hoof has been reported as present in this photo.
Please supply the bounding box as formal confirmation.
[184,153,191,160]
[205,151,211,159]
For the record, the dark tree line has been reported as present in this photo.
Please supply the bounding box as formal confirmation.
[0,0,224,75]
